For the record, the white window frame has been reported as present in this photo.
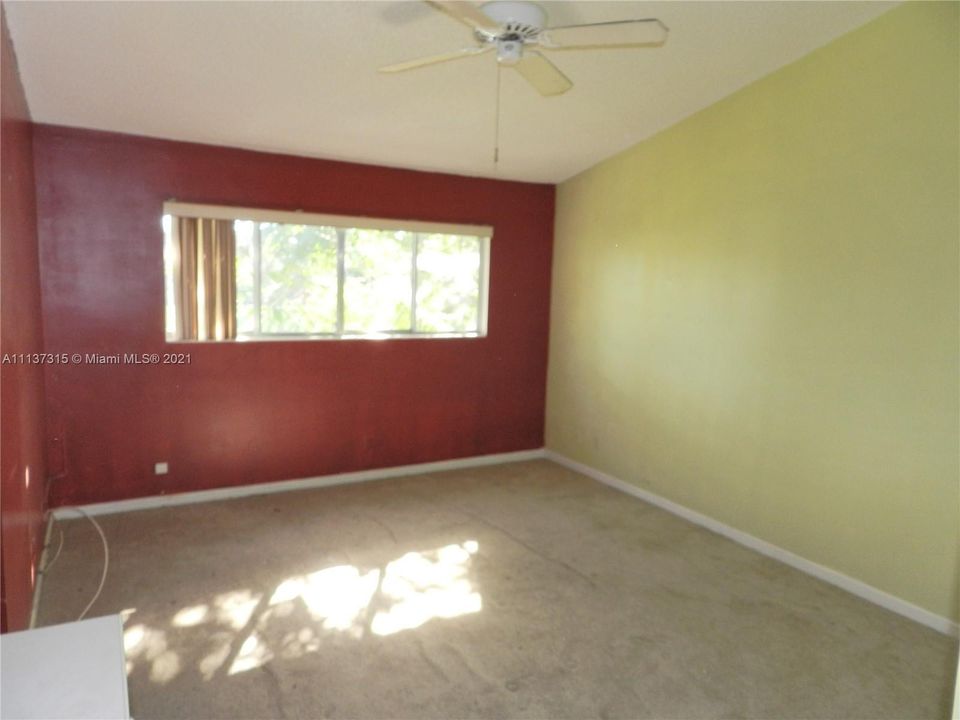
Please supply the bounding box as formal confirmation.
[163,201,492,342]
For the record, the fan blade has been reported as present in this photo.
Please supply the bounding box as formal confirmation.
[513,51,572,97]
[542,19,669,49]
[428,1,501,33]
[379,45,493,73]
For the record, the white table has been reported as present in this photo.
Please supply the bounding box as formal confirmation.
[1,615,130,719]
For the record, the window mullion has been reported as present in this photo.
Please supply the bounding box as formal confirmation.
[336,228,345,336]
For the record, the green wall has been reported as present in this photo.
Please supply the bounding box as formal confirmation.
[546,1,959,623]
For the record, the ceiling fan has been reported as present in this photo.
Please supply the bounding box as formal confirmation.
[378,1,669,97]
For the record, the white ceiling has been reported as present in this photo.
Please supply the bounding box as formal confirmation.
[5,1,895,184]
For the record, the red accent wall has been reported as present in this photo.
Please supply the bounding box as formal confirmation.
[33,125,554,507]
[1,6,47,632]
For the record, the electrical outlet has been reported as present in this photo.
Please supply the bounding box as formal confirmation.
[154,462,169,475]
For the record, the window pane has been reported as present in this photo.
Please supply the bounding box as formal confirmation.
[344,229,413,333]
[415,234,481,333]
[260,223,338,334]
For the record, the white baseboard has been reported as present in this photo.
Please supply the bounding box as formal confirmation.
[545,450,959,638]
[51,449,547,520]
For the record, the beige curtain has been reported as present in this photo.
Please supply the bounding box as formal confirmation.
[173,217,236,340]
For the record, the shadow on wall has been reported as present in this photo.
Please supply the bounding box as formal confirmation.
[121,540,482,685]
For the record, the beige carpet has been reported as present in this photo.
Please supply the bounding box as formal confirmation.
[36,460,957,719]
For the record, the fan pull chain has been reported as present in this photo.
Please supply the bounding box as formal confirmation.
[494,63,502,165]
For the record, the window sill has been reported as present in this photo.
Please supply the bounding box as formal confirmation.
[165,332,486,344]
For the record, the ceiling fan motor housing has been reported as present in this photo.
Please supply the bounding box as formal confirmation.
[478,2,547,65]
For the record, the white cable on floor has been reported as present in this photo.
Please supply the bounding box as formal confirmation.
[68,507,109,621]
[39,526,65,575]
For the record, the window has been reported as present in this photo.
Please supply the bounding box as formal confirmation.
[163,203,490,341]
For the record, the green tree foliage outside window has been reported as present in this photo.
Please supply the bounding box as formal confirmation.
[416,233,480,333]
[236,222,339,335]
[260,223,338,334]
[344,229,413,333]
[229,219,484,338]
